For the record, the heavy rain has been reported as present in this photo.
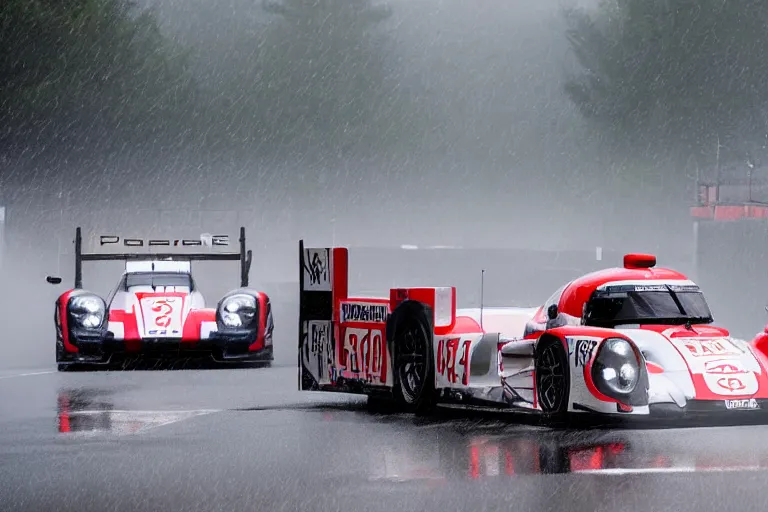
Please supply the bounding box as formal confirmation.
[2,1,768,511]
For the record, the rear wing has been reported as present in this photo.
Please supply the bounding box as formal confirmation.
[73,226,252,289]
[298,240,457,390]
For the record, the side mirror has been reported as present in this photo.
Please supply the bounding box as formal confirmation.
[547,304,558,320]
[46,276,62,285]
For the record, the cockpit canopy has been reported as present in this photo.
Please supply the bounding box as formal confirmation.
[583,283,713,328]
[123,272,195,291]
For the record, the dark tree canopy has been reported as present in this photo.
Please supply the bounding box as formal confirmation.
[0,0,412,160]
[564,0,768,175]
[0,0,197,155]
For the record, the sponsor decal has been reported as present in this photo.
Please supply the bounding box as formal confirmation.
[100,235,228,247]
[682,339,742,358]
[437,337,472,386]
[302,248,331,292]
[337,326,388,385]
[139,297,182,337]
[603,284,700,293]
[724,398,759,410]
[573,339,598,368]
[152,298,176,327]
[717,377,748,392]
[705,359,745,375]
[632,285,669,292]
[340,301,388,324]
[698,356,760,396]
[302,320,334,384]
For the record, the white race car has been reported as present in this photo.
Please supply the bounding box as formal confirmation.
[47,227,274,370]
[297,241,768,422]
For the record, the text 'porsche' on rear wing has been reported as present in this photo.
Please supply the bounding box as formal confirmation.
[73,226,252,289]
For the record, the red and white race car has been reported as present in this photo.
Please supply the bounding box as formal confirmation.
[47,227,273,370]
[298,241,768,421]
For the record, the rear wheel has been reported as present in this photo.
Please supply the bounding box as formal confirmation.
[391,306,437,415]
[535,336,570,424]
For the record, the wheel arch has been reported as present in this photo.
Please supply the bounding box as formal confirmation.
[534,331,571,417]
[386,299,434,352]
[535,331,568,353]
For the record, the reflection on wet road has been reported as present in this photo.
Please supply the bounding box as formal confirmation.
[4,366,768,511]
[50,376,768,478]
[56,388,216,435]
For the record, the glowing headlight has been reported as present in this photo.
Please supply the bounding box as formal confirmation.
[219,294,257,328]
[605,338,632,358]
[595,338,640,395]
[69,294,106,329]
[81,315,102,328]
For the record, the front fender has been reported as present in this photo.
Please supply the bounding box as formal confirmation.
[545,327,650,415]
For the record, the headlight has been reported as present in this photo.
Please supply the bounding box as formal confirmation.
[219,294,257,328]
[593,338,640,395]
[69,294,106,329]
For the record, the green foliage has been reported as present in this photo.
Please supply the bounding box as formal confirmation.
[564,0,768,170]
[0,0,414,157]
[0,0,197,153]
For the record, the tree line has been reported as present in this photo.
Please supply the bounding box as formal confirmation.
[3,0,767,181]
[0,0,414,160]
[564,0,768,183]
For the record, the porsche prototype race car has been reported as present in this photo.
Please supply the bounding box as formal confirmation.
[298,241,768,421]
[47,227,274,370]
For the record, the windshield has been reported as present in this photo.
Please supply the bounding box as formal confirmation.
[584,284,713,328]
[124,272,194,290]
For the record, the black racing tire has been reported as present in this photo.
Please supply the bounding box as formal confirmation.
[390,303,438,416]
[534,335,570,425]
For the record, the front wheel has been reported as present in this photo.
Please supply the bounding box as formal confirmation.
[391,309,437,415]
[534,336,570,424]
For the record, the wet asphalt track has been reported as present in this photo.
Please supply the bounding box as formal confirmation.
[4,359,768,512]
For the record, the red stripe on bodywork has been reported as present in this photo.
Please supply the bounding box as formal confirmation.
[133,292,189,300]
[109,308,141,351]
[750,333,768,362]
[451,316,483,335]
[646,361,664,374]
[641,323,729,338]
[58,290,78,353]
[332,248,349,323]
[249,293,268,351]
[182,309,215,343]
